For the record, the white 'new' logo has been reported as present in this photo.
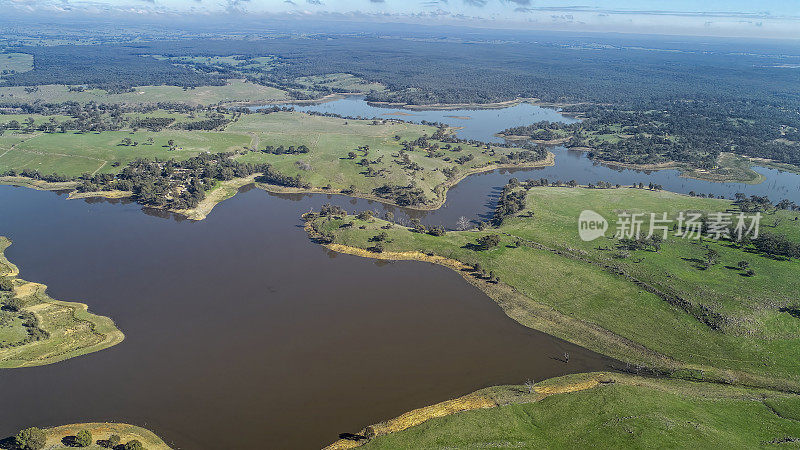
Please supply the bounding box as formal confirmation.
[578,210,608,241]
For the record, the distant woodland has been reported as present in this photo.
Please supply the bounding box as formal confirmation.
[3,35,799,168]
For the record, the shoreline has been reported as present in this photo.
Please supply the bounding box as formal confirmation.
[256,151,556,212]
[225,91,365,108]
[1,153,556,221]
[366,97,585,118]
[573,149,769,185]
[0,237,124,368]
[307,234,678,373]
[324,372,611,449]
[323,370,800,449]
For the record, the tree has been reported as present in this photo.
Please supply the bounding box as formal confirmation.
[348,151,357,159]
[0,276,13,291]
[3,296,23,311]
[524,379,536,394]
[107,434,121,448]
[123,440,143,450]
[456,216,470,231]
[475,234,501,250]
[75,429,93,447]
[704,247,720,269]
[15,427,46,450]
[737,260,750,269]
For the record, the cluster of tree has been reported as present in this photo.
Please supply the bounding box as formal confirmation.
[174,116,231,131]
[318,204,348,217]
[372,183,427,206]
[751,233,800,260]
[500,144,548,164]
[492,179,527,225]
[255,165,311,189]
[616,235,664,252]
[407,218,446,236]
[473,234,502,251]
[0,295,49,349]
[132,117,175,131]
[734,194,780,212]
[0,103,232,135]
[77,153,270,210]
[470,262,501,283]
[504,99,800,168]
[0,168,74,183]
[262,144,310,155]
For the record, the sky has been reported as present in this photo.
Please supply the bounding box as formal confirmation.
[3,0,800,38]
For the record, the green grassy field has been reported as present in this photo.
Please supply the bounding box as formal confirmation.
[0,237,124,368]
[361,373,800,449]
[0,79,289,105]
[2,110,551,214]
[294,73,386,93]
[231,111,548,206]
[0,53,34,78]
[308,187,800,389]
[1,129,251,176]
[1,109,549,205]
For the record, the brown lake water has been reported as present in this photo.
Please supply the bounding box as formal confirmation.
[0,185,614,449]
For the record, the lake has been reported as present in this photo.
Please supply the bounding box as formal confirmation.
[0,186,614,449]
[2,97,799,449]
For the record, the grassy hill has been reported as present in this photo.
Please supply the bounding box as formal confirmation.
[354,373,800,449]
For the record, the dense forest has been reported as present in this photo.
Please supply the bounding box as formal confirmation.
[502,100,800,167]
[5,36,798,107]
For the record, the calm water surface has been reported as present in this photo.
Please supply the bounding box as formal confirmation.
[0,186,613,449]
[255,96,579,143]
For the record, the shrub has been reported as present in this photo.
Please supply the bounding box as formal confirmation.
[75,429,92,447]
[107,434,121,448]
[475,234,501,250]
[15,427,46,450]
[3,296,23,312]
[123,440,143,450]
[0,277,14,291]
